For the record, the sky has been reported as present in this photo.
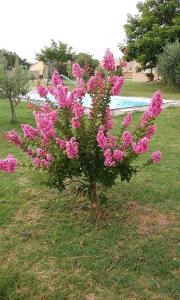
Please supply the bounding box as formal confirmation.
[0,0,139,63]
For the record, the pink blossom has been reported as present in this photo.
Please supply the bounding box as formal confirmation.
[106,107,113,130]
[72,63,82,79]
[146,124,156,139]
[123,112,132,128]
[111,76,124,96]
[34,111,56,141]
[74,78,86,98]
[37,148,46,157]
[122,131,133,147]
[56,138,66,150]
[41,159,48,168]
[132,137,149,154]
[41,104,51,113]
[149,91,163,118]
[0,155,18,173]
[33,157,39,168]
[72,117,80,129]
[151,150,162,163]
[140,109,152,127]
[52,70,62,86]
[46,153,53,162]
[102,49,115,71]
[6,130,22,146]
[87,72,104,93]
[54,84,69,108]
[65,137,79,159]
[72,103,84,118]
[113,149,124,161]
[104,149,115,167]
[21,124,38,140]
[108,135,117,148]
[37,85,48,98]
[97,125,109,149]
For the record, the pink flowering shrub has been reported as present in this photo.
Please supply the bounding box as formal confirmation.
[4,49,163,215]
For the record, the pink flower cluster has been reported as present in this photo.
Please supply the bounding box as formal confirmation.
[65,137,79,159]
[56,138,66,149]
[87,72,104,93]
[104,149,115,167]
[106,107,113,130]
[6,130,22,146]
[21,124,38,140]
[111,76,124,96]
[74,78,86,98]
[151,150,162,163]
[52,70,62,86]
[72,102,84,118]
[97,125,109,149]
[146,124,156,139]
[102,49,115,71]
[104,148,123,167]
[97,125,117,150]
[122,112,132,128]
[141,91,163,127]
[0,155,18,173]
[132,137,149,154]
[71,102,84,129]
[37,85,48,98]
[54,84,69,108]
[34,109,57,141]
[149,91,163,118]
[72,63,82,79]
[113,149,123,161]
[72,117,80,129]
[33,157,48,168]
[97,125,124,167]
[122,131,133,147]
[33,149,53,168]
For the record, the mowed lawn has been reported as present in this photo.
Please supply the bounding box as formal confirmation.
[0,99,180,300]
[121,80,180,100]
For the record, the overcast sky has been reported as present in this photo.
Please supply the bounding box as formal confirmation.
[0,0,140,62]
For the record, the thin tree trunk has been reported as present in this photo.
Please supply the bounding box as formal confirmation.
[90,182,102,218]
[8,97,18,123]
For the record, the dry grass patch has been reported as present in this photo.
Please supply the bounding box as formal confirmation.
[125,202,176,235]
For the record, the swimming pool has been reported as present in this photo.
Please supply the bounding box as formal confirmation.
[82,93,150,109]
[24,90,151,109]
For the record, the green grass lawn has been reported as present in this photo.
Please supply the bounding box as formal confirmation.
[121,80,180,100]
[0,99,180,299]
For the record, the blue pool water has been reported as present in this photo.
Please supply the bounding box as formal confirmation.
[25,90,151,109]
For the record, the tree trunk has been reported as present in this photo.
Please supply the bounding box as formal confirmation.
[89,182,102,218]
[8,97,18,123]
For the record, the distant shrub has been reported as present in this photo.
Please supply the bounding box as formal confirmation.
[158,41,180,90]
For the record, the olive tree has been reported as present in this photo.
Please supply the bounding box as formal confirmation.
[158,41,180,90]
[0,54,29,123]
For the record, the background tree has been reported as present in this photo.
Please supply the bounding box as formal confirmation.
[119,0,180,73]
[0,54,29,123]
[76,52,99,80]
[0,49,30,69]
[158,40,180,89]
[36,40,75,76]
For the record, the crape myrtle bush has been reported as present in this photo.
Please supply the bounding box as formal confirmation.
[1,49,162,214]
